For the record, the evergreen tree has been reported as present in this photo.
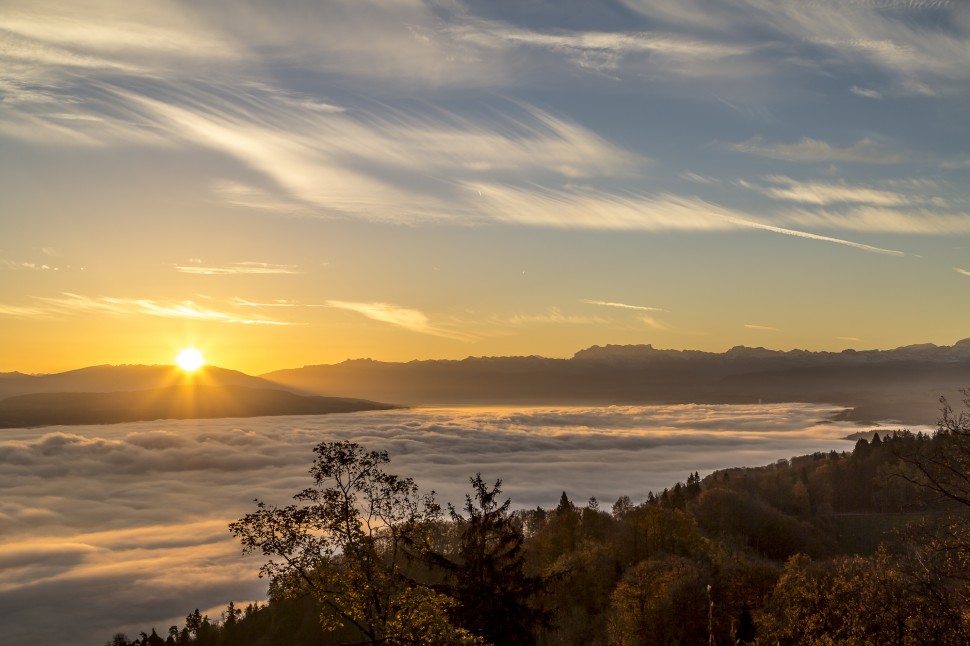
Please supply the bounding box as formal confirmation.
[438,474,550,645]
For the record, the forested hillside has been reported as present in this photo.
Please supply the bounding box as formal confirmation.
[108,400,970,646]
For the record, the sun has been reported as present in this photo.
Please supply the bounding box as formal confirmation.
[176,348,205,372]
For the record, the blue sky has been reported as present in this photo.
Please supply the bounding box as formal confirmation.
[1,0,969,372]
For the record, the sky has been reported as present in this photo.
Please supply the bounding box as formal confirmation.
[0,403,902,645]
[2,0,970,374]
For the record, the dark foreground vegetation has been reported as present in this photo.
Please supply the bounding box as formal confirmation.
[109,396,970,645]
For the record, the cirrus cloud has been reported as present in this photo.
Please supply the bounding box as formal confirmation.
[326,300,476,341]
[0,293,296,325]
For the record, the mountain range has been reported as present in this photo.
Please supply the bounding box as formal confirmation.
[0,366,394,428]
[259,340,970,425]
[4,340,970,428]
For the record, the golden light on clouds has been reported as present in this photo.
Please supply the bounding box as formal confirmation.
[175,347,205,372]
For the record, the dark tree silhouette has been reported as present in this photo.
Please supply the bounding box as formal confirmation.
[895,392,970,507]
[229,441,479,644]
[436,474,549,645]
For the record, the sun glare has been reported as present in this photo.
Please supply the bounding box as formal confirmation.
[176,348,205,372]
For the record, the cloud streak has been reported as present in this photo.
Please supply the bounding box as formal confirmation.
[722,216,906,256]
[744,324,780,332]
[581,299,667,313]
[174,262,301,275]
[730,137,902,164]
[505,309,608,326]
[779,207,970,234]
[326,300,475,341]
[473,183,907,255]
[0,293,295,325]
[622,0,970,96]
[742,176,913,207]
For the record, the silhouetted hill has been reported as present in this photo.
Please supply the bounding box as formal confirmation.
[261,340,970,424]
[0,365,300,400]
[0,385,397,428]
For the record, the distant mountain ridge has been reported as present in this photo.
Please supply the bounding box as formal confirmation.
[5,341,970,427]
[0,364,296,400]
[260,340,970,425]
[0,385,396,428]
[573,339,970,365]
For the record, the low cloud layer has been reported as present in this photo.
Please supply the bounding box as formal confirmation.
[0,404,915,645]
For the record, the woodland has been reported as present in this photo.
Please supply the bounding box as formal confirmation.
[106,396,970,646]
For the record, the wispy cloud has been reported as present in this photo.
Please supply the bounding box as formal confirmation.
[0,304,52,319]
[744,324,780,332]
[641,315,671,331]
[679,171,720,185]
[111,87,648,223]
[723,215,905,256]
[780,207,970,234]
[741,175,912,207]
[230,298,302,308]
[953,267,970,278]
[6,293,295,325]
[623,0,970,96]
[460,25,752,79]
[730,137,902,164]
[0,5,238,64]
[581,299,666,312]
[838,336,862,343]
[174,262,301,275]
[472,182,907,255]
[850,85,882,99]
[325,300,474,341]
[506,308,608,326]
[1,259,62,271]
[470,183,731,230]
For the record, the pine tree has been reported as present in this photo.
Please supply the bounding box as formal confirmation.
[438,474,550,645]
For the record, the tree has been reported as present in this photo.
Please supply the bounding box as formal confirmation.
[430,474,549,645]
[891,392,970,637]
[896,392,970,508]
[607,556,708,646]
[759,548,966,645]
[219,601,241,645]
[230,441,471,644]
[184,610,204,639]
[383,587,485,646]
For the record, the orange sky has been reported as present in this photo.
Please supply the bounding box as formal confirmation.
[2,0,970,375]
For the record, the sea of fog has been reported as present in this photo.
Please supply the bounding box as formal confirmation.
[0,403,908,645]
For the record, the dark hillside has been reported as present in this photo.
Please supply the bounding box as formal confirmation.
[262,341,970,423]
[0,385,397,428]
[0,364,300,400]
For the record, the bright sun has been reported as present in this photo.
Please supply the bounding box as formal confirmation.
[176,348,205,372]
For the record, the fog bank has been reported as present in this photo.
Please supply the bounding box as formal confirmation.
[0,404,904,645]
